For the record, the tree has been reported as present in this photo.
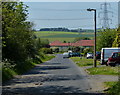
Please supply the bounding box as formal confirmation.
[83,48,93,56]
[63,41,66,43]
[97,29,117,51]
[2,2,37,62]
[74,37,90,42]
[40,39,50,48]
[112,27,120,47]
[72,47,80,52]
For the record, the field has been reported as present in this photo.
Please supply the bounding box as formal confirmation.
[34,31,94,42]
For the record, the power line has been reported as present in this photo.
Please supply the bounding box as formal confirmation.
[29,18,99,21]
[29,8,87,11]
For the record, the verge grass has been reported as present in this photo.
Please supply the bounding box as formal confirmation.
[2,54,55,82]
[86,66,119,75]
[41,54,55,62]
[104,81,120,95]
[70,57,100,67]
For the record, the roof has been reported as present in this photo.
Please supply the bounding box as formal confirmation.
[49,40,62,46]
[49,40,94,47]
[73,40,94,46]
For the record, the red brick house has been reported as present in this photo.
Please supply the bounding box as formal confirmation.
[49,40,94,51]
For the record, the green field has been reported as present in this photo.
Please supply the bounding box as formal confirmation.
[35,31,94,42]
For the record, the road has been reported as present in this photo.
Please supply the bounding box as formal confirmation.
[2,54,105,95]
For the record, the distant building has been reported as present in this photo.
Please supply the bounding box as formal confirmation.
[49,40,94,51]
[72,40,94,48]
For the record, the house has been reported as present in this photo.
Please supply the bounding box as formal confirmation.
[49,40,94,51]
[73,40,94,48]
[49,40,70,51]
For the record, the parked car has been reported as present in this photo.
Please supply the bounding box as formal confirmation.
[86,53,93,59]
[96,51,101,60]
[63,52,69,58]
[69,52,81,57]
[68,50,72,53]
[69,52,73,57]
[107,52,120,66]
[100,48,120,65]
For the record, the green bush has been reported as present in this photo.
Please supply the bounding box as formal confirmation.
[2,68,17,82]
[2,61,16,82]
[83,48,93,56]
[52,48,59,53]
[41,48,53,54]
[14,61,36,74]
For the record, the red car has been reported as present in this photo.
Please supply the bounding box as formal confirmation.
[107,52,120,66]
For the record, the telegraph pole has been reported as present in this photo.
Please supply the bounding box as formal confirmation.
[94,9,97,67]
[87,8,97,67]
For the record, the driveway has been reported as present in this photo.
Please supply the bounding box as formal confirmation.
[2,54,113,95]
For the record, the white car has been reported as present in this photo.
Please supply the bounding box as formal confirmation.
[86,53,93,59]
[63,52,69,58]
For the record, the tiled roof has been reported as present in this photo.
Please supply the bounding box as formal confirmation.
[49,40,62,46]
[73,40,94,46]
[49,40,94,47]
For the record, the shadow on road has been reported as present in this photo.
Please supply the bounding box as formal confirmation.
[2,85,105,95]
[23,65,69,75]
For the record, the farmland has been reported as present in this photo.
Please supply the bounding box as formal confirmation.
[34,31,94,42]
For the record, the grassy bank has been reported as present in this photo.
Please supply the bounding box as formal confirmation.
[70,57,100,67]
[86,66,119,75]
[104,81,120,95]
[41,54,55,62]
[2,54,55,82]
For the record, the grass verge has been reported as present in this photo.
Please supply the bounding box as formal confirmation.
[86,66,119,75]
[2,54,55,82]
[104,81,120,95]
[41,54,55,62]
[70,57,100,67]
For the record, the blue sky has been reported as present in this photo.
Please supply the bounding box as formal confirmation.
[24,2,118,30]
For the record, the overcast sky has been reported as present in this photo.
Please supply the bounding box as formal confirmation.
[24,2,118,30]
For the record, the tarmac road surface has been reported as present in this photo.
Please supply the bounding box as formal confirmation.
[2,54,105,95]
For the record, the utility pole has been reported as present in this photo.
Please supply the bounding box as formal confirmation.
[87,8,97,67]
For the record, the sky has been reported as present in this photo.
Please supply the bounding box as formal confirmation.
[24,2,118,30]
[21,0,119,2]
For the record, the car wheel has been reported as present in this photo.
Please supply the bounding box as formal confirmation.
[106,63,108,66]
[109,64,115,67]
[115,62,119,66]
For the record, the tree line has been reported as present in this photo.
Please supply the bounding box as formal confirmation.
[39,28,87,32]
